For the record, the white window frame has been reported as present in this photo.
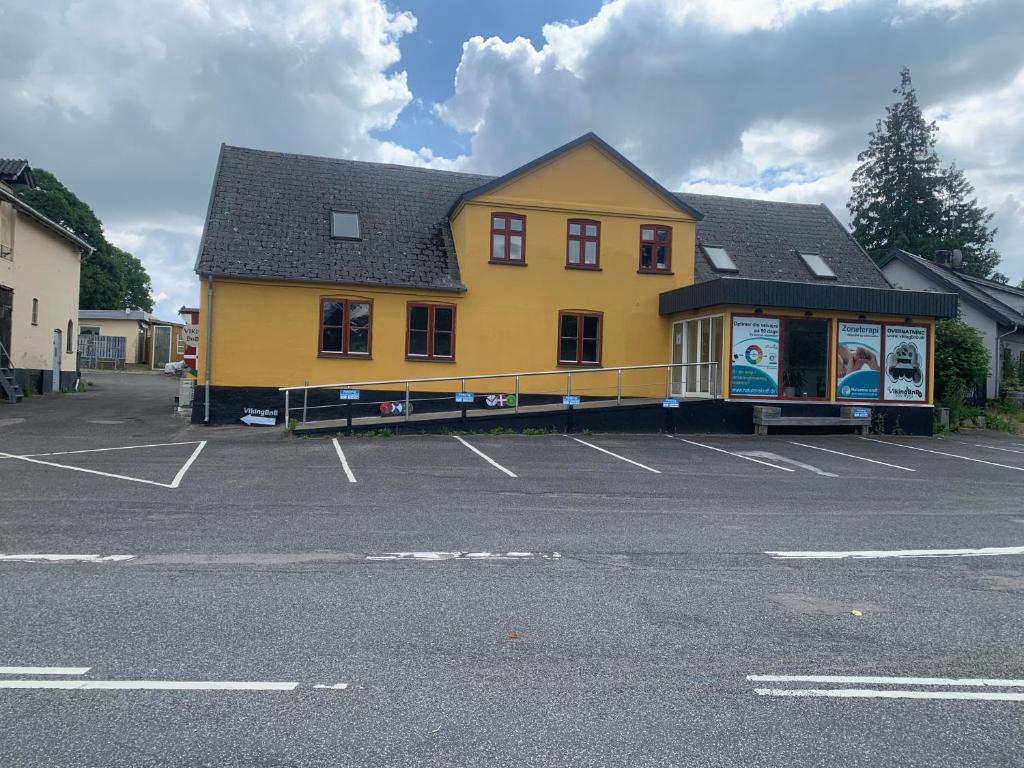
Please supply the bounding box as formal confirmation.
[671,314,724,397]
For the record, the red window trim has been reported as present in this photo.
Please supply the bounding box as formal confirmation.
[490,212,527,264]
[638,224,673,273]
[406,302,457,362]
[566,219,601,270]
[318,297,373,358]
[557,310,603,367]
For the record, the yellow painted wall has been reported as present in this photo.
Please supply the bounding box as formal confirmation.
[79,317,147,363]
[0,210,81,372]
[202,140,698,399]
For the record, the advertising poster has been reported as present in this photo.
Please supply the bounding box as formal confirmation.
[884,325,928,402]
[836,322,881,400]
[730,316,780,397]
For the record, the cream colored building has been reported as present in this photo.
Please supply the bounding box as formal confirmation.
[78,310,186,369]
[0,160,91,395]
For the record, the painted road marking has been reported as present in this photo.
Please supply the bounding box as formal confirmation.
[331,438,357,483]
[313,683,350,689]
[765,545,1024,560]
[668,436,794,472]
[366,551,560,561]
[571,437,661,474]
[0,667,90,675]
[748,674,1024,687]
[788,441,916,472]
[737,450,837,477]
[452,435,517,478]
[753,687,1024,702]
[0,441,203,460]
[0,680,300,691]
[0,554,136,563]
[0,441,207,489]
[974,444,1024,455]
[858,438,1024,472]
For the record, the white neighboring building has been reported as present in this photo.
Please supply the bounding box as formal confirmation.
[0,160,92,397]
[880,249,1024,399]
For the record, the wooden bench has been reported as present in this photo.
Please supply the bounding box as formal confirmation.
[753,405,871,436]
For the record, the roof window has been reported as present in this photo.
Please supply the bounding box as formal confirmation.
[798,251,836,279]
[702,245,737,273]
[331,211,361,240]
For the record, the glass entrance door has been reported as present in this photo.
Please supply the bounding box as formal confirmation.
[671,316,723,397]
[152,325,172,369]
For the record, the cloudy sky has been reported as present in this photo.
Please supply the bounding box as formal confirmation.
[2,0,1022,318]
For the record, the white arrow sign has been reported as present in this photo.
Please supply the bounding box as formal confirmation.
[241,414,276,426]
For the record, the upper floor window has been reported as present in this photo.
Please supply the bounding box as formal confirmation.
[331,211,361,240]
[558,311,602,366]
[566,220,600,269]
[639,225,672,273]
[31,298,38,325]
[407,303,455,361]
[320,298,372,357]
[702,245,738,273]
[490,213,525,263]
[66,321,74,353]
[798,251,836,279]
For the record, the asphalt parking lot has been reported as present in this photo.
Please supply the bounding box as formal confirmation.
[1,373,1023,766]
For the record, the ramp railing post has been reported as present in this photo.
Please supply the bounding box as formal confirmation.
[405,382,411,422]
[302,383,308,423]
[514,375,520,413]
[284,390,290,428]
[617,368,622,405]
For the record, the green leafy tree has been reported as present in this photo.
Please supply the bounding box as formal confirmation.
[16,168,153,311]
[933,316,989,404]
[850,69,1001,277]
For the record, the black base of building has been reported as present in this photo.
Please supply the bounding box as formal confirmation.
[195,384,934,436]
[12,368,79,396]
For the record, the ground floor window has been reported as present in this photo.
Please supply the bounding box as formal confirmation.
[558,311,602,366]
[671,315,722,396]
[407,303,455,361]
[781,318,829,398]
[320,298,372,357]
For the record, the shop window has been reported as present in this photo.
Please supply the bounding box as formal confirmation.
[781,319,830,398]
[330,211,360,240]
[319,298,372,357]
[566,220,600,269]
[558,311,602,366]
[702,245,737,273]
[407,303,455,361]
[639,226,672,272]
[490,213,526,263]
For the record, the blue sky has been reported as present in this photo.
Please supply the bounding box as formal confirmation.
[1,0,1022,319]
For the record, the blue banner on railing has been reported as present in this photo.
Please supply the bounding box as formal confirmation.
[562,395,581,406]
[339,389,361,400]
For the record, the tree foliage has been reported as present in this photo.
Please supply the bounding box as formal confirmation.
[849,69,1000,278]
[16,169,153,312]
[933,316,989,403]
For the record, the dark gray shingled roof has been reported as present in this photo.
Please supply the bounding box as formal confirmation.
[677,192,891,288]
[195,143,889,292]
[879,249,1024,326]
[195,145,492,291]
[0,159,32,187]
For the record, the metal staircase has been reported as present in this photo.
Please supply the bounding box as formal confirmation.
[0,340,23,403]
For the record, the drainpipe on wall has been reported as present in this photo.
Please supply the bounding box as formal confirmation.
[995,324,1018,399]
[203,274,214,424]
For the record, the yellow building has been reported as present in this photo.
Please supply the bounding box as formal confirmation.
[1,160,91,399]
[194,134,955,433]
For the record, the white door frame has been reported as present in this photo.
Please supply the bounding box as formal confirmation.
[670,314,724,397]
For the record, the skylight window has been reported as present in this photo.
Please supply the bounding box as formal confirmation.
[798,251,836,279]
[703,245,737,273]
[331,211,360,240]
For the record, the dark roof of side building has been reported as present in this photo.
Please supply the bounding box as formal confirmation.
[195,142,889,292]
[878,249,1024,326]
[0,159,34,188]
[957,270,1024,299]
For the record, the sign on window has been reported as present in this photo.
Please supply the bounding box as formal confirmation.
[836,322,881,400]
[730,317,779,397]
[884,325,927,402]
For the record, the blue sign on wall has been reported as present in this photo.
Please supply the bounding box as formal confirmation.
[455,392,474,404]
[339,389,361,400]
[662,398,680,408]
[562,395,581,406]
[852,407,871,419]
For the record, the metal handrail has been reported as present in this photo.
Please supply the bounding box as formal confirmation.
[282,361,721,425]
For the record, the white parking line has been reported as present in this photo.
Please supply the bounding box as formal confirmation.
[452,436,517,477]
[570,437,661,474]
[975,444,1024,455]
[331,438,357,483]
[0,680,300,691]
[748,674,1024,687]
[738,450,837,477]
[753,687,1024,702]
[0,554,136,563]
[788,442,916,472]
[0,441,202,460]
[168,441,207,488]
[0,666,91,675]
[667,436,794,472]
[365,551,560,561]
[858,438,1024,472]
[765,545,1024,560]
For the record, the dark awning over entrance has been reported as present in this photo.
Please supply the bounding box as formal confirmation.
[659,277,958,318]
